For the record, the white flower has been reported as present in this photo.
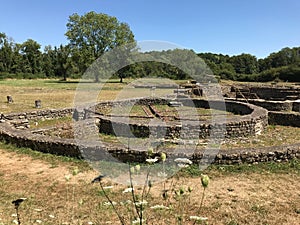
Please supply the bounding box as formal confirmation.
[132,218,145,224]
[122,187,134,193]
[103,186,114,189]
[103,201,117,206]
[174,158,193,164]
[157,172,168,177]
[134,200,148,206]
[120,200,132,205]
[177,163,190,168]
[35,220,42,224]
[189,216,208,221]
[49,215,55,219]
[64,174,71,181]
[150,204,170,210]
[12,220,18,224]
[87,222,94,225]
[11,214,17,217]
[34,208,43,212]
[146,157,158,163]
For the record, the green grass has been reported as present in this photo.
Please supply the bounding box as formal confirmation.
[1,140,299,179]
[29,116,72,129]
[179,159,300,178]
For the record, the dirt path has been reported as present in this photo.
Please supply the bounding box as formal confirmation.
[0,149,97,184]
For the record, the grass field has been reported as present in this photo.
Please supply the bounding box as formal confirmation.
[0,78,300,224]
[0,142,299,225]
[0,78,180,114]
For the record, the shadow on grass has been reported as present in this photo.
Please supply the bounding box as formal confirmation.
[45,79,124,84]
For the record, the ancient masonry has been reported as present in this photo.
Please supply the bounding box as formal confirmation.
[0,84,300,164]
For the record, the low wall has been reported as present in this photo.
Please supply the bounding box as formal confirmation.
[0,122,299,164]
[227,98,294,112]
[93,98,268,139]
[269,111,300,127]
[250,86,300,100]
[0,108,74,121]
[0,99,297,165]
[293,100,300,112]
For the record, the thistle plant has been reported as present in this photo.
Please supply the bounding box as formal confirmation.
[12,198,26,225]
[91,149,211,225]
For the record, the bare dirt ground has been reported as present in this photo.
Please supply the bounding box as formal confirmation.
[0,147,299,225]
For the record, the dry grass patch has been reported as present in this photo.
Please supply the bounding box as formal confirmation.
[0,142,299,225]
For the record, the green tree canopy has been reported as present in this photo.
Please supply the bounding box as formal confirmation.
[65,11,136,79]
[20,39,42,74]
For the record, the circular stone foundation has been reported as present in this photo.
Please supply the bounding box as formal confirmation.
[81,97,268,140]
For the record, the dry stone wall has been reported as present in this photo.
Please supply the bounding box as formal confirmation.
[0,99,298,164]
[91,98,268,139]
[0,121,299,164]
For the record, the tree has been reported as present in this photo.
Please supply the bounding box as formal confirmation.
[20,39,42,74]
[42,45,55,77]
[230,53,258,74]
[0,33,14,73]
[53,45,72,81]
[65,11,136,81]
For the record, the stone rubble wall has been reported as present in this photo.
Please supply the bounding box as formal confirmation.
[268,111,300,127]
[226,85,300,100]
[226,98,297,112]
[0,99,298,164]
[0,108,74,129]
[0,121,299,164]
[90,98,268,139]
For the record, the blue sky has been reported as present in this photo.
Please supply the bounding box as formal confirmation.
[0,0,299,58]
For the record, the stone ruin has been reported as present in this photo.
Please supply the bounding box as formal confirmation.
[0,83,299,164]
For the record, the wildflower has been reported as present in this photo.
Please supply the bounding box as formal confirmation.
[135,164,141,172]
[146,157,158,164]
[130,166,135,174]
[87,222,94,225]
[35,219,42,224]
[91,175,106,183]
[177,163,189,168]
[132,218,145,224]
[120,200,132,205]
[174,158,193,164]
[147,147,154,156]
[160,152,167,162]
[189,216,208,221]
[78,199,84,205]
[34,208,43,212]
[134,200,148,206]
[12,198,27,208]
[150,204,170,210]
[157,172,168,177]
[123,187,134,193]
[64,174,71,181]
[103,201,117,206]
[49,215,55,219]
[103,186,114,189]
[12,220,18,224]
[201,174,210,188]
[72,167,79,176]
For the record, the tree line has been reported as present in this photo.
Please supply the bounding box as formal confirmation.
[0,11,299,82]
[199,47,300,82]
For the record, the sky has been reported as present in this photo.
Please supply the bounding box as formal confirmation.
[0,0,299,59]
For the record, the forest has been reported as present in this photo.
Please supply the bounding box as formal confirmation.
[1,11,300,82]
